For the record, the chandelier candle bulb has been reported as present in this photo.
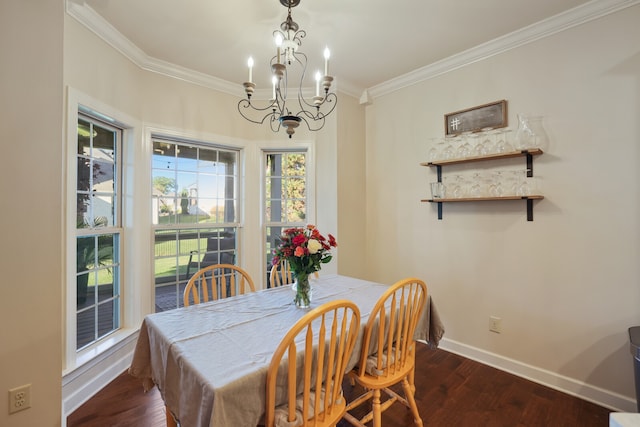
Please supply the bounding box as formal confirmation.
[275,34,283,64]
[271,75,277,100]
[324,47,330,75]
[315,71,321,96]
[247,57,254,83]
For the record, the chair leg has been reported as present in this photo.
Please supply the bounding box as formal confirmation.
[372,389,382,427]
[165,405,178,427]
[409,366,416,395]
[401,378,423,427]
[409,352,416,395]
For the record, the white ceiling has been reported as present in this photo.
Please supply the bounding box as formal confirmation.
[69,0,629,99]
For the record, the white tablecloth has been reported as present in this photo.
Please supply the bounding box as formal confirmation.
[129,274,444,427]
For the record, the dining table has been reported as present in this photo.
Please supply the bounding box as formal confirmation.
[129,274,444,427]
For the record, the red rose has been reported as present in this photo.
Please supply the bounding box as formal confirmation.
[292,234,306,246]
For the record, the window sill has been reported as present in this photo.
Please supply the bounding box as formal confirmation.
[63,327,139,378]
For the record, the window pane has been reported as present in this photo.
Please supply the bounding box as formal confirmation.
[152,142,176,169]
[219,151,237,175]
[76,308,95,349]
[198,173,217,198]
[77,236,96,272]
[97,268,116,303]
[266,226,285,266]
[77,194,90,227]
[283,153,306,176]
[93,125,116,156]
[153,168,178,225]
[286,199,306,222]
[198,149,218,170]
[97,299,118,338]
[92,193,115,226]
[176,145,198,170]
[77,157,91,192]
[93,159,114,193]
[77,119,92,155]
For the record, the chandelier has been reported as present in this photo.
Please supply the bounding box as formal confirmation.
[238,0,337,138]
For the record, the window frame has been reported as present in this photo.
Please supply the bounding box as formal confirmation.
[151,136,243,312]
[64,88,143,374]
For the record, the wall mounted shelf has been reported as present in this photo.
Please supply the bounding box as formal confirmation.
[420,149,544,221]
[420,148,543,168]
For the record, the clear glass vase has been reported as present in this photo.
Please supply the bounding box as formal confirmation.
[292,273,312,308]
[514,114,549,151]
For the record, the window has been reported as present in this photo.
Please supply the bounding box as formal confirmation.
[152,139,240,311]
[264,150,308,285]
[75,114,122,350]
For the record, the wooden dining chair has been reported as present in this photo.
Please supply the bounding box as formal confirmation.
[183,263,255,306]
[343,278,427,427]
[269,259,294,288]
[265,300,361,427]
[269,259,319,288]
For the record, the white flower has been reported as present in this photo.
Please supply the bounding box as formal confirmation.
[307,239,322,254]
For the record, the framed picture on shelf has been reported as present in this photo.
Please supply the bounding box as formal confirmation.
[444,100,507,136]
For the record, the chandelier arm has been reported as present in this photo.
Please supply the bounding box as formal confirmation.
[290,50,318,112]
[295,92,337,122]
[294,96,337,132]
[269,115,282,133]
[293,30,306,47]
[238,99,282,126]
[295,112,328,133]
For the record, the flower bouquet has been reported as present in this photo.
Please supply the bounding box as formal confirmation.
[272,224,337,307]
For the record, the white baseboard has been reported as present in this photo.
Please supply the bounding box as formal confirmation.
[439,338,636,413]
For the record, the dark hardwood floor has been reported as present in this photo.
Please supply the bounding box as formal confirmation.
[68,345,612,427]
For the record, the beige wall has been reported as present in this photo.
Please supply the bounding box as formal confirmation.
[365,5,640,409]
[337,94,367,278]
[0,1,64,426]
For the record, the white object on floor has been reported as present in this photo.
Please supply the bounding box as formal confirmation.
[610,413,640,427]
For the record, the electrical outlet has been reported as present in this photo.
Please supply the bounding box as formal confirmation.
[8,384,31,414]
[489,316,502,333]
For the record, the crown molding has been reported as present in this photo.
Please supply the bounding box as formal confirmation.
[66,1,363,99]
[363,0,640,102]
[66,1,241,96]
[66,0,639,103]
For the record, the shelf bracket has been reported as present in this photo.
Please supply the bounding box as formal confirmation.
[526,152,533,177]
[527,198,533,221]
[437,166,443,219]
